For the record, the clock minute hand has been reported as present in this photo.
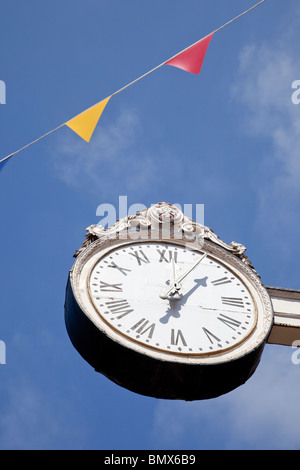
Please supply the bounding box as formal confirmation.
[161,258,182,300]
[160,253,207,299]
[170,257,175,284]
[159,258,181,300]
[170,257,182,300]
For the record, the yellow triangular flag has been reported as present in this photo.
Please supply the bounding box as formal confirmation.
[65,96,111,142]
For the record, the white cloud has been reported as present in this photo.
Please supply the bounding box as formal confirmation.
[0,378,82,449]
[221,345,300,449]
[52,108,144,192]
[151,346,300,450]
[231,27,300,249]
[51,107,185,200]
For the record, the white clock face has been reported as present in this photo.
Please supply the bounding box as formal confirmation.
[88,241,257,356]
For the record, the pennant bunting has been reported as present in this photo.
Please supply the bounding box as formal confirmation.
[165,33,214,74]
[0,1,265,165]
[65,96,111,142]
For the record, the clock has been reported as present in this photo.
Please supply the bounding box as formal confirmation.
[65,203,273,400]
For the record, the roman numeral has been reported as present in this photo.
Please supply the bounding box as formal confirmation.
[99,281,123,292]
[221,297,244,308]
[107,261,131,276]
[129,249,150,266]
[157,249,178,263]
[218,314,242,331]
[211,277,232,286]
[131,318,155,339]
[202,327,221,344]
[170,329,187,347]
[105,299,134,319]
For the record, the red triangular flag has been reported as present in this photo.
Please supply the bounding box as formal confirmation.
[166,32,214,74]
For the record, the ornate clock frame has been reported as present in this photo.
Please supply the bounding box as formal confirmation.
[64,203,273,400]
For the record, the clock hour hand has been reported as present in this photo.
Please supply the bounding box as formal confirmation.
[160,258,181,300]
[177,253,207,285]
[160,253,207,300]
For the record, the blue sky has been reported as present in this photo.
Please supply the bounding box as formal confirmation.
[1,0,300,450]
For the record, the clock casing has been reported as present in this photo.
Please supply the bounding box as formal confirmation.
[64,203,273,400]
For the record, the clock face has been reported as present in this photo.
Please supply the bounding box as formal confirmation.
[88,241,257,356]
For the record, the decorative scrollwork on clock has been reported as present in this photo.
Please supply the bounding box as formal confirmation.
[74,203,255,272]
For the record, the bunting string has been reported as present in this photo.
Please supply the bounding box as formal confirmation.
[0,0,265,168]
